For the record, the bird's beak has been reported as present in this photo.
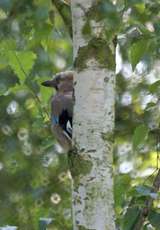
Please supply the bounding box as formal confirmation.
[41,80,55,87]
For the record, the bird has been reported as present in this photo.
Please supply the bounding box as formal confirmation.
[41,71,74,152]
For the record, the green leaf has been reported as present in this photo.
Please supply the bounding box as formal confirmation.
[114,174,131,207]
[0,40,16,71]
[122,207,140,230]
[145,102,156,111]
[134,3,146,14]
[148,211,160,228]
[129,40,149,70]
[133,124,149,149]
[149,80,160,93]
[6,51,37,83]
[0,39,16,54]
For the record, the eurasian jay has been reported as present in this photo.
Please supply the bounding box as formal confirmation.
[41,71,74,152]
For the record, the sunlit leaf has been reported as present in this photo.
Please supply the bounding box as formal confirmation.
[129,40,149,70]
[7,51,37,83]
[133,124,149,149]
[114,174,131,208]
[134,3,146,14]
[149,80,160,93]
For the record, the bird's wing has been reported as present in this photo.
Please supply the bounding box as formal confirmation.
[52,124,72,152]
[51,92,73,122]
[51,93,73,152]
[51,92,73,138]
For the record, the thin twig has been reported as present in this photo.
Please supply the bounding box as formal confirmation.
[52,0,72,38]
[13,51,50,120]
[3,31,50,121]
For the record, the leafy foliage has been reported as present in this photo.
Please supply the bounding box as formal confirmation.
[0,0,72,229]
[133,124,149,149]
[7,51,37,83]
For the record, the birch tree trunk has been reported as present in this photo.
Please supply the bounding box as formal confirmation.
[70,1,116,229]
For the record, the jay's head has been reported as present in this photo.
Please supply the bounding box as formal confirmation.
[41,71,74,92]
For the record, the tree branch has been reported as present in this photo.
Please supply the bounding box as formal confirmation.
[52,0,72,38]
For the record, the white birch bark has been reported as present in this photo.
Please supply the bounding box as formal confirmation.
[71,1,116,229]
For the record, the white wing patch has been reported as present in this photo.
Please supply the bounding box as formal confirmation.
[66,120,72,135]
